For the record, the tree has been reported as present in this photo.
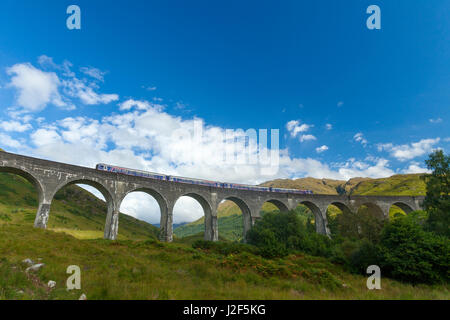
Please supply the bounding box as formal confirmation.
[422,150,450,237]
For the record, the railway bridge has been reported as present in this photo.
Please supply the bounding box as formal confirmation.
[0,151,424,241]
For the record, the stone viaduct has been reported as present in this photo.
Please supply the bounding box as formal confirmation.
[0,151,424,241]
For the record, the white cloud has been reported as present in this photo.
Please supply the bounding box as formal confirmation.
[62,77,118,105]
[0,133,21,149]
[6,59,119,111]
[286,120,313,138]
[119,99,152,111]
[0,120,32,132]
[402,162,431,174]
[30,128,62,147]
[316,145,329,153]
[353,132,368,146]
[80,67,107,82]
[378,138,440,161]
[6,63,66,112]
[337,101,344,107]
[300,134,316,142]
[429,118,443,124]
[325,123,332,130]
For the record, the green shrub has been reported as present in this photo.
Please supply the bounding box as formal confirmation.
[246,211,335,259]
[378,217,449,284]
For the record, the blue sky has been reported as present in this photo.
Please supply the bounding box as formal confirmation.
[0,1,449,223]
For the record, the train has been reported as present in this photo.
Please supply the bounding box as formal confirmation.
[95,163,313,195]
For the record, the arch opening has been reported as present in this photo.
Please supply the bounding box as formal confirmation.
[326,202,353,237]
[216,197,252,242]
[389,202,414,219]
[346,203,387,242]
[0,169,41,226]
[119,188,167,240]
[49,181,114,239]
[172,193,213,241]
[261,200,289,213]
[298,201,326,234]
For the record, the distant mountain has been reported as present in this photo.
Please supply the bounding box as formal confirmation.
[259,174,426,196]
[174,173,427,241]
[153,222,188,229]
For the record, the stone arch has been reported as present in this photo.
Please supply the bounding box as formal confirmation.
[328,201,352,214]
[0,166,44,202]
[120,187,169,240]
[299,201,327,235]
[220,196,253,242]
[358,202,385,219]
[0,165,47,228]
[260,199,289,212]
[51,178,114,205]
[120,187,168,217]
[390,202,414,215]
[50,178,116,239]
[174,192,214,241]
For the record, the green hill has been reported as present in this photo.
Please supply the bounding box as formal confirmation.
[174,174,427,240]
[0,172,159,240]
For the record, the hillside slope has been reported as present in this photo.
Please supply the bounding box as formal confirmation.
[0,172,159,240]
[1,224,447,300]
[174,174,427,240]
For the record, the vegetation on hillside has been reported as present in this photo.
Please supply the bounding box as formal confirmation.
[0,224,448,300]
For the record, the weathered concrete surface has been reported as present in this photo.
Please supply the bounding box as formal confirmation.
[0,151,424,241]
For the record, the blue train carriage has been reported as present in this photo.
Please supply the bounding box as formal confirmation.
[96,163,166,180]
[168,175,221,187]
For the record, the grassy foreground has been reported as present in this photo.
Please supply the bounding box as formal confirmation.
[0,224,448,300]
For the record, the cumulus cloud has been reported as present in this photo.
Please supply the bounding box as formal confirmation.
[0,120,32,132]
[5,58,119,112]
[62,77,118,105]
[316,145,329,153]
[6,63,67,112]
[119,99,153,111]
[377,138,440,161]
[429,118,443,124]
[286,120,313,138]
[325,123,332,130]
[0,133,21,149]
[402,162,431,174]
[299,134,316,142]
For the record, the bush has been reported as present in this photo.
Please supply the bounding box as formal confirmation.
[347,216,449,284]
[378,217,449,284]
[246,210,334,259]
